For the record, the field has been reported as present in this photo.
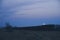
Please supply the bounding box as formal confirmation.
[0,29,60,40]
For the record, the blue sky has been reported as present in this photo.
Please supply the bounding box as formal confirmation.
[0,0,60,27]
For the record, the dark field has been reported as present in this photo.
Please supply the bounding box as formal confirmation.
[0,24,60,40]
[0,29,60,40]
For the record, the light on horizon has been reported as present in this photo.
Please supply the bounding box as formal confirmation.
[42,23,46,25]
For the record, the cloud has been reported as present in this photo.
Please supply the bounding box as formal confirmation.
[0,0,59,19]
[7,0,59,19]
[0,0,60,26]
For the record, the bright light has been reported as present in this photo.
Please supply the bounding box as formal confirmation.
[42,23,46,25]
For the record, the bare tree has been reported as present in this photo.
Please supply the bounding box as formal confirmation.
[5,22,12,32]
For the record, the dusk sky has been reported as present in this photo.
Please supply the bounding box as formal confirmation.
[0,0,60,27]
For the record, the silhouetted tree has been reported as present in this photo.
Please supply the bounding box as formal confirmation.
[5,22,12,32]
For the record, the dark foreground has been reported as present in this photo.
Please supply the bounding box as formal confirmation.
[0,29,60,40]
[0,24,60,40]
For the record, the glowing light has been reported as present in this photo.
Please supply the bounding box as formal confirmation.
[42,23,46,25]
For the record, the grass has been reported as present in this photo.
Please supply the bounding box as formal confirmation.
[0,24,60,40]
[0,29,60,40]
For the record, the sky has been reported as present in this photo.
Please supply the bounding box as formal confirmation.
[0,0,60,27]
